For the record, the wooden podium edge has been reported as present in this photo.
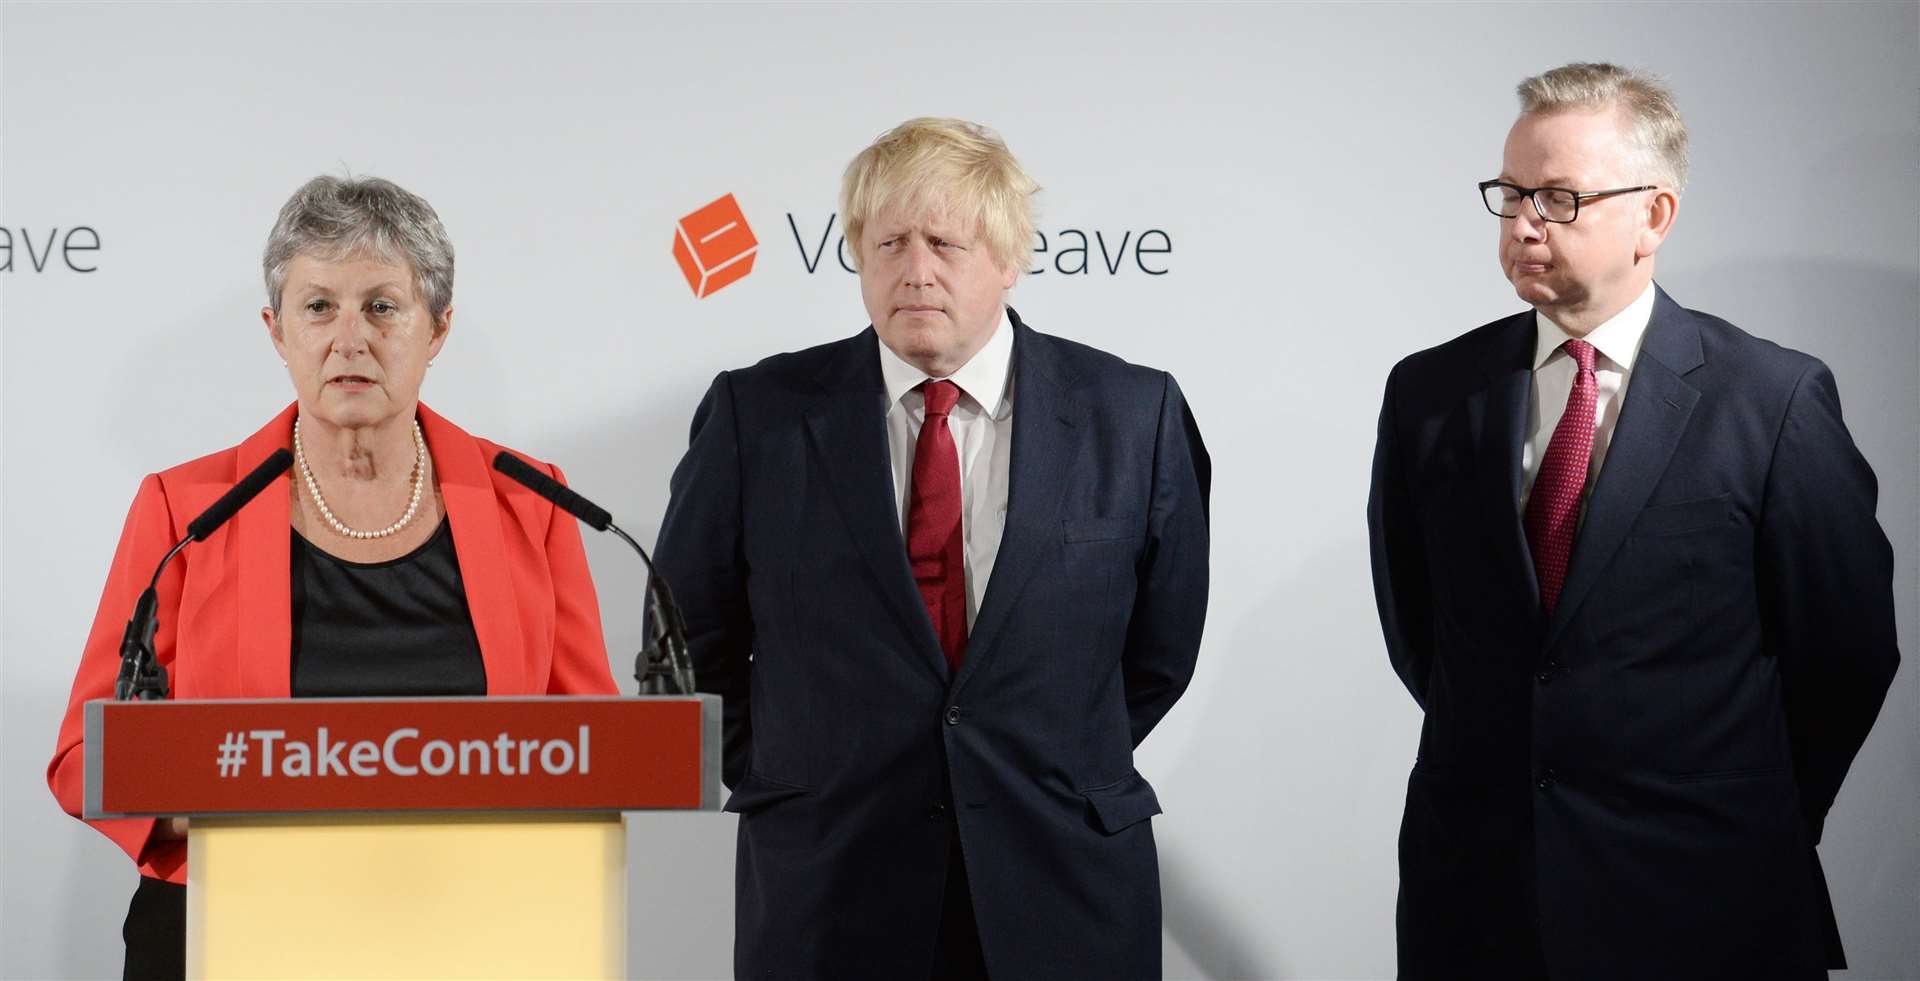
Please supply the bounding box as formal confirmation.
[698,691,722,810]
[83,700,104,818]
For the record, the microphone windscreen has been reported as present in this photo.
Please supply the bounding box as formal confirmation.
[492,451,613,531]
[187,448,294,541]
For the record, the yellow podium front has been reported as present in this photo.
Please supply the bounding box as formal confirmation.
[84,696,722,981]
[187,812,624,979]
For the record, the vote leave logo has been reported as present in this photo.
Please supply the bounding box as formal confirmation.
[672,193,759,298]
[671,190,1175,300]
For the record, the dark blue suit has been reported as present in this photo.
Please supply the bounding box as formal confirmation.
[1368,286,1899,980]
[655,309,1210,979]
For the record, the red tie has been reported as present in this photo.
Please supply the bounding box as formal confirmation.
[907,380,968,673]
[1525,339,1598,615]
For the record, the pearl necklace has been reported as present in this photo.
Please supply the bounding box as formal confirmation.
[293,416,428,540]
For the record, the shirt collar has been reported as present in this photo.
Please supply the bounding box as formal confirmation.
[878,307,1014,418]
[1533,280,1657,371]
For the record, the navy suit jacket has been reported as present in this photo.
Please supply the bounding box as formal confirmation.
[1368,285,1899,980]
[655,309,1210,980]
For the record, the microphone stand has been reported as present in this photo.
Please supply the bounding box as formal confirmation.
[114,539,189,700]
[605,523,696,696]
[113,448,294,700]
[489,451,695,697]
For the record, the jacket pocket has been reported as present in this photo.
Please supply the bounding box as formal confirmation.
[1080,769,1162,834]
[1063,515,1139,544]
[1660,765,1787,785]
[1629,493,1732,537]
[722,770,814,814]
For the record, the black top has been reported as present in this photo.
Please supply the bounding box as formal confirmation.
[289,519,486,698]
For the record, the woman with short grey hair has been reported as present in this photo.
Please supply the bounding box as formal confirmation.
[47,174,619,979]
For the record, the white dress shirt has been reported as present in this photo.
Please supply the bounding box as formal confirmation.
[1521,282,1657,510]
[879,310,1014,629]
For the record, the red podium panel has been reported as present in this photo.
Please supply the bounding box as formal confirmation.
[83,695,719,818]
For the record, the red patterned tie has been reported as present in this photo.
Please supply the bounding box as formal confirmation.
[1525,339,1598,615]
[907,380,968,673]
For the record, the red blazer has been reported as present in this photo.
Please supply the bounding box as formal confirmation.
[48,402,619,884]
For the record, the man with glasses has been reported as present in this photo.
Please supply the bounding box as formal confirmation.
[1368,63,1898,980]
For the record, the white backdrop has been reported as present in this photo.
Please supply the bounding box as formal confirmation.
[3,3,1915,979]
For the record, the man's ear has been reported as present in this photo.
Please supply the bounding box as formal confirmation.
[1636,188,1680,260]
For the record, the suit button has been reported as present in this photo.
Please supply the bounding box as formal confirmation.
[1536,769,1557,791]
[927,802,948,821]
[945,706,961,726]
[1536,670,1552,685]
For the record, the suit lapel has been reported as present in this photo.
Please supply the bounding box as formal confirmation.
[1476,316,1543,612]
[422,403,529,694]
[803,330,950,683]
[957,315,1084,689]
[1544,287,1704,651]
[233,404,296,697]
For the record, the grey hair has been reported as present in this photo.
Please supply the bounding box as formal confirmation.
[262,175,455,317]
[1517,62,1690,194]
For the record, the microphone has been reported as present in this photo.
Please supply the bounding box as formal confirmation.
[188,448,295,541]
[491,452,695,696]
[116,448,293,700]
[492,451,612,530]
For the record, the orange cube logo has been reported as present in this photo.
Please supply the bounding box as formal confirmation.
[673,193,758,298]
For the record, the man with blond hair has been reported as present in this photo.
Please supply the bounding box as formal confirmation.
[1368,63,1898,979]
[655,117,1209,979]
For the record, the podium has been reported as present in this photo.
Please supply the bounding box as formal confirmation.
[84,695,720,979]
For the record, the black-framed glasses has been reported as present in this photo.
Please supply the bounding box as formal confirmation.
[1478,180,1657,223]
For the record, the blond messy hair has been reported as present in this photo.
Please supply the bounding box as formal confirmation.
[1518,62,1690,194]
[840,117,1039,274]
